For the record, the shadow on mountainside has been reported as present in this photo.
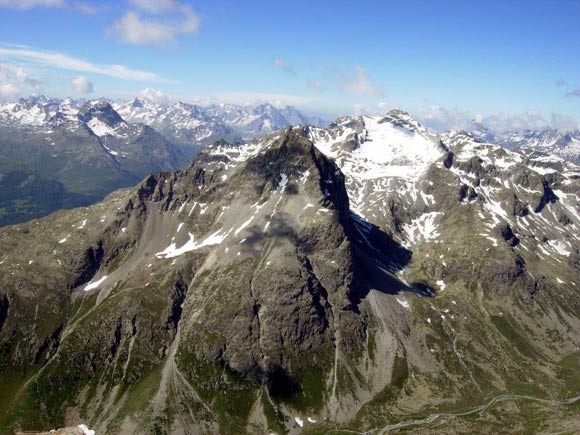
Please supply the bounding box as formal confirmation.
[349,212,433,302]
[232,209,428,307]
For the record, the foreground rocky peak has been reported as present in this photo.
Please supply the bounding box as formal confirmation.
[0,116,579,434]
[0,130,413,433]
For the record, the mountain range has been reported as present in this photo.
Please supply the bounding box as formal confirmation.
[0,109,578,434]
[0,97,326,226]
[113,97,327,147]
[467,124,580,164]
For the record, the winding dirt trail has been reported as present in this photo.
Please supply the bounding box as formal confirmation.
[325,393,580,434]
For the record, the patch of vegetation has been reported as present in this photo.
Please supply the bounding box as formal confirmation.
[490,315,540,359]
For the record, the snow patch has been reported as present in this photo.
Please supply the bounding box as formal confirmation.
[87,117,119,137]
[155,229,232,259]
[278,173,289,192]
[235,215,255,236]
[84,275,109,291]
[403,212,442,246]
[78,424,95,435]
[396,297,410,309]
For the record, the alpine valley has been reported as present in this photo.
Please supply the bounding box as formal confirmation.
[0,105,579,434]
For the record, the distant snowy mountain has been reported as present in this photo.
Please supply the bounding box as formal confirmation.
[113,97,328,148]
[494,129,580,164]
[0,97,186,224]
[0,95,327,225]
[454,122,580,165]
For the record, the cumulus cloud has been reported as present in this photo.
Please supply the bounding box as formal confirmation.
[417,106,479,132]
[111,1,200,46]
[0,46,169,82]
[341,66,384,97]
[0,83,20,99]
[273,57,295,74]
[0,61,42,100]
[417,105,579,133]
[483,111,551,132]
[137,87,172,104]
[71,75,93,93]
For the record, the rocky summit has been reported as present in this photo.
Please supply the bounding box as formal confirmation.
[0,111,579,434]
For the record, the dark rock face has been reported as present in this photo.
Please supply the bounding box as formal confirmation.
[0,294,8,333]
[443,151,454,169]
[511,195,529,217]
[72,242,104,289]
[499,224,520,247]
[534,179,559,213]
[458,184,478,202]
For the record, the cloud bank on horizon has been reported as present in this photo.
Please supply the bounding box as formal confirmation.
[0,0,578,132]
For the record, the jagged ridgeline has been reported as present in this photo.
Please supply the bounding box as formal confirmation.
[0,111,579,434]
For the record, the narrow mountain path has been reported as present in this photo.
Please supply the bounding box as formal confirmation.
[325,393,580,434]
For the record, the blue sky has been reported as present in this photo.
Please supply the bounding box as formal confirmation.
[0,0,579,130]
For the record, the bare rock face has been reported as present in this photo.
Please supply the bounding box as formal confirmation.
[1,114,580,434]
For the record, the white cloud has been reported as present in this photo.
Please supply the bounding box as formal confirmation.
[341,66,384,97]
[417,106,477,132]
[71,75,93,93]
[566,89,580,98]
[0,61,42,100]
[353,103,366,116]
[0,0,65,9]
[273,57,295,73]
[417,105,579,133]
[111,3,200,46]
[0,83,20,99]
[483,111,550,132]
[350,102,391,116]
[137,87,172,104]
[0,46,168,82]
